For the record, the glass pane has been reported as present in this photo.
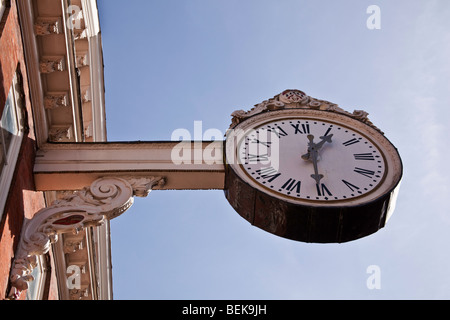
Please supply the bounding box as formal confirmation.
[2,88,18,134]
[0,0,5,22]
[25,257,46,300]
[0,88,18,168]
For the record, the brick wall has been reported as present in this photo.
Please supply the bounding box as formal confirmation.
[0,0,57,300]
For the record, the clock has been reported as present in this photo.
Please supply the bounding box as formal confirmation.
[225,90,402,243]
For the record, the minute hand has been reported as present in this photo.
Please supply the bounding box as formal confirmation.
[301,134,333,161]
[309,144,324,185]
[314,134,333,150]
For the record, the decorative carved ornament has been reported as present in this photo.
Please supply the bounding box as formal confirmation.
[34,18,62,36]
[63,238,84,254]
[48,126,73,142]
[76,53,89,68]
[74,29,88,40]
[230,89,383,134]
[81,86,91,103]
[39,56,65,74]
[70,287,89,300]
[44,92,69,110]
[9,176,165,298]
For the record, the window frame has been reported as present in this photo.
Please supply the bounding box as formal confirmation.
[0,72,25,219]
[0,0,6,22]
[25,255,49,300]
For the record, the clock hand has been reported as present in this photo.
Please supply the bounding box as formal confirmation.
[309,143,324,185]
[301,135,324,185]
[315,133,333,150]
[301,134,315,161]
[301,134,333,161]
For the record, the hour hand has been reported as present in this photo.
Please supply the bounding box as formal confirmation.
[301,135,316,161]
[311,173,324,185]
[314,134,333,150]
[301,134,333,161]
[319,134,333,144]
[301,153,311,161]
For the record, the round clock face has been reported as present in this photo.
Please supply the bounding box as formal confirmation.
[236,117,386,203]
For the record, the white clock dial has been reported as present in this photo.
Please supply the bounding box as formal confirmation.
[237,118,386,202]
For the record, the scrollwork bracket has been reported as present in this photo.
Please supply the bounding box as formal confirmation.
[8,176,165,298]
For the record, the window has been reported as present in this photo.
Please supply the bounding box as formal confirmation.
[0,0,6,22]
[26,255,49,300]
[0,72,24,218]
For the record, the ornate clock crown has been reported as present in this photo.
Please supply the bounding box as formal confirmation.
[230,89,383,134]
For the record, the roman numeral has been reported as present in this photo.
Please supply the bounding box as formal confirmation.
[281,178,302,194]
[256,167,282,183]
[269,126,288,138]
[247,154,269,163]
[354,167,375,178]
[316,183,332,197]
[354,153,375,161]
[323,126,332,137]
[343,138,360,147]
[291,123,310,134]
[342,180,360,192]
[251,138,272,147]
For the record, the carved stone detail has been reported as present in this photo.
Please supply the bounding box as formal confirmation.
[40,57,65,74]
[34,18,62,36]
[63,238,84,254]
[84,122,93,139]
[126,176,166,198]
[74,29,88,40]
[9,176,165,297]
[230,89,383,134]
[56,191,77,200]
[81,87,91,103]
[44,92,69,110]
[76,53,89,67]
[69,287,89,300]
[48,126,73,142]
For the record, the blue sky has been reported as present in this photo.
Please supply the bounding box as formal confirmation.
[97,0,450,299]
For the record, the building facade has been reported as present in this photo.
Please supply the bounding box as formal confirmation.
[1,0,222,301]
[0,0,108,300]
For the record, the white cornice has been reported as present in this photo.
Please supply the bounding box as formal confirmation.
[15,0,110,300]
[81,0,107,142]
[17,0,49,148]
[18,0,107,145]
